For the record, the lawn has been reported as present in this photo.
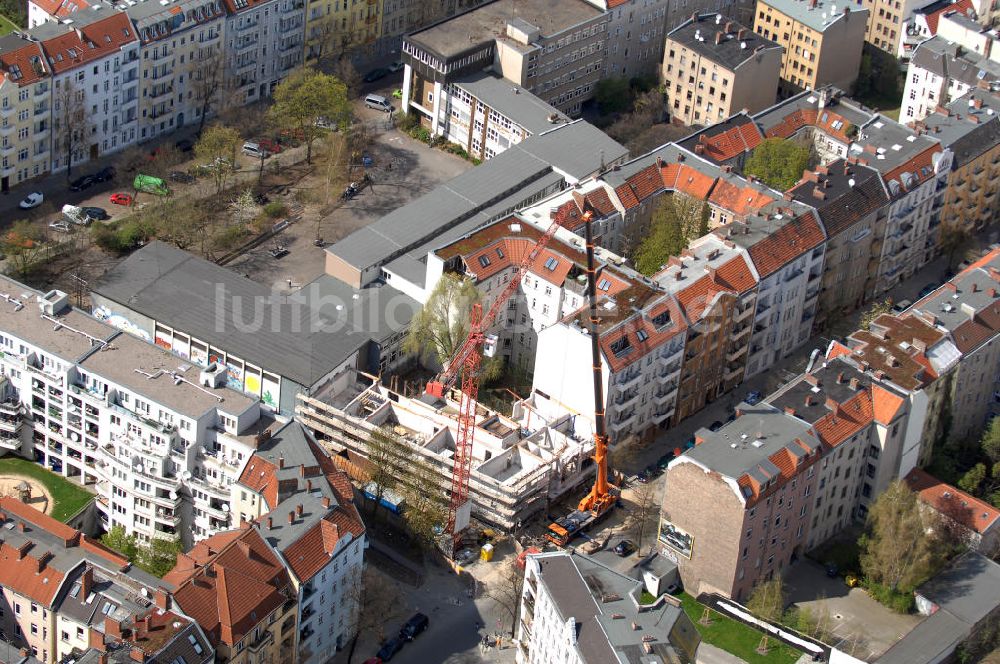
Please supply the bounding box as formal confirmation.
[678,593,802,664]
[0,14,17,37]
[0,457,95,522]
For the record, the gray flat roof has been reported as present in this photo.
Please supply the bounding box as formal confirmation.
[408,0,603,59]
[917,552,1000,625]
[875,609,968,664]
[92,242,418,388]
[760,0,866,32]
[456,71,568,135]
[668,14,781,70]
[922,92,1000,168]
[685,405,821,487]
[328,120,624,273]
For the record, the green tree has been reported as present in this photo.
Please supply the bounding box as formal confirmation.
[595,78,632,115]
[101,525,139,560]
[958,463,987,495]
[364,427,403,520]
[859,480,942,594]
[939,223,972,271]
[855,53,873,98]
[267,68,351,163]
[981,417,1000,466]
[195,124,241,194]
[746,576,785,653]
[744,138,811,191]
[632,196,705,275]
[140,537,183,577]
[860,298,893,330]
[1,220,46,276]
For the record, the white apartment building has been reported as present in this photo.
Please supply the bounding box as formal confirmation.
[34,10,140,174]
[517,551,700,664]
[127,0,227,141]
[726,213,826,377]
[586,0,671,79]
[223,0,305,105]
[901,34,1000,125]
[0,275,272,550]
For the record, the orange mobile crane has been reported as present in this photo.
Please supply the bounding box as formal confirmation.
[545,211,619,547]
[426,212,593,556]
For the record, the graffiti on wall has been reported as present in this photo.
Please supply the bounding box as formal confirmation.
[92,306,152,342]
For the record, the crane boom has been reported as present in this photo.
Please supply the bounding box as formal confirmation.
[428,212,592,555]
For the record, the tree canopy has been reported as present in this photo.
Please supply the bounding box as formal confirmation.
[195,124,241,194]
[267,68,350,163]
[744,138,811,191]
[1,220,47,276]
[632,195,708,275]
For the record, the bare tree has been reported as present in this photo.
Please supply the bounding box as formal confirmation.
[307,14,340,67]
[54,80,87,179]
[746,576,785,653]
[398,453,447,548]
[347,566,407,663]
[628,479,658,555]
[230,188,261,230]
[485,558,525,638]
[365,427,404,520]
[188,43,229,136]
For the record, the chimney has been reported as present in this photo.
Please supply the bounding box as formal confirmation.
[809,0,817,7]
[296,504,303,518]
[288,510,295,524]
[825,397,841,412]
[784,406,797,416]
[783,191,794,201]
[154,588,169,611]
[306,479,313,491]
[105,617,122,639]
[974,97,983,109]
[804,373,820,387]
[724,20,734,33]
[321,497,331,509]
[804,395,814,407]
[737,27,746,39]
[277,456,284,469]
[849,377,860,390]
[812,187,826,200]
[722,164,733,173]
[715,31,724,44]
[266,516,273,530]
[989,288,997,297]
[99,654,109,664]
[17,521,25,532]
[695,143,706,154]
[972,282,979,293]
[299,465,306,478]
[81,567,94,601]
[17,541,31,559]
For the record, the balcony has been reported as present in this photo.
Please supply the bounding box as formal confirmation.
[733,304,754,321]
[653,383,678,405]
[724,364,744,381]
[610,409,636,431]
[613,389,638,407]
[234,19,261,32]
[615,370,641,391]
[149,85,173,100]
[732,323,751,339]
[726,344,748,362]
[235,35,259,52]
[248,629,274,654]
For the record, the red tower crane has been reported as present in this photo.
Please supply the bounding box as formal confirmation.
[426,211,593,555]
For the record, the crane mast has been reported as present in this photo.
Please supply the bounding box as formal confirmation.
[426,212,592,556]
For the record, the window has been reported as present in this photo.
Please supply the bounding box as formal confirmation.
[543,257,558,271]
[477,255,491,268]
[598,278,611,291]
[636,329,648,342]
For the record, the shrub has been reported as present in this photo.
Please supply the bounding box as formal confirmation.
[263,201,288,218]
[91,220,152,254]
[864,581,914,613]
[211,224,248,252]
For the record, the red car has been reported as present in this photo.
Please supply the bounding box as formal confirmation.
[258,138,283,154]
[110,193,133,206]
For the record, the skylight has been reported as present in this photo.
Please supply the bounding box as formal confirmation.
[543,257,558,271]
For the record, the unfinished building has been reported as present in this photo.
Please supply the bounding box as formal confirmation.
[295,372,595,530]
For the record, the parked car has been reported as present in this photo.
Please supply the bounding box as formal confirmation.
[613,540,636,557]
[375,637,403,661]
[364,93,393,112]
[362,659,382,664]
[94,166,116,182]
[918,283,939,298]
[314,117,338,130]
[891,299,912,313]
[62,204,93,226]
[49,220,71,233]
[69,174,95,191]
[110,193,133,206]
[744,390,762,405]
[269,245,289,259]
[391,88,403,99]
[399,613,428,641]
[242,141,270,159]
[635,470,651,484]
[81,206,110,221]
[175,138,194,152]
[656,451,674,470]
[363,67,389,82]
[708,420,724,431]
[18,192,44,209]
[388,60,404,73]
[169,171,195,184]
[825,562,839,578]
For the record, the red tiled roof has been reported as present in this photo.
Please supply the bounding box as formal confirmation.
[746,212,825,278]
[871,384,905,425]
[583,187,617,217]
[667,164,718,200]
[739,437,817,503]
[708,179,776,217]
[0,41,49,87]
[714,255,757,293]
[283,509,364,583]
[238,456,280,509]
[695,120,766,162]
[906,468,1000,535]
[882,144,943,194]
[676,274,729,321]
[31,0,100,19]
[40,13,135,75]
[826,340,852,360]
[169,526,291,647]
[598,296,687,373]
[813,390,873,447]
[925,0,976,34]
[0,541,66,606]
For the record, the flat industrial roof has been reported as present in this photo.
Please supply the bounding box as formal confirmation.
[408,0,603,59]
[760,0,865,32]
[456,71,568,134]
[91,242,418,388]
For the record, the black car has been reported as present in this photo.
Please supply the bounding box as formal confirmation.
[708,420,724,431]
[399,613,428,641]
[376,637,404,661]
[175,138,194,152]
[363,67,389,82]
[69,175,95,191]
[94,166,116,182]
[613,540,636,557]
[169,170,195,184]
[918,283,939,298]
[81,207,110,221]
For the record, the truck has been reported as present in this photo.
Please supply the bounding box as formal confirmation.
[133,174,170,196]
[61,204,92,226]
[545,509,604,547]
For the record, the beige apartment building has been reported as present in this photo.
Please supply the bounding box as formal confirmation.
[753,0,867,97]
[0,36,51,192]
[662,14,781,125]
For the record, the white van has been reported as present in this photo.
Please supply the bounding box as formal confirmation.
[242,142,269,159]
[364,94,393,112]
[61,204,92,226]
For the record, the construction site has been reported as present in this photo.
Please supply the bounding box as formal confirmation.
[295,371,597,531]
